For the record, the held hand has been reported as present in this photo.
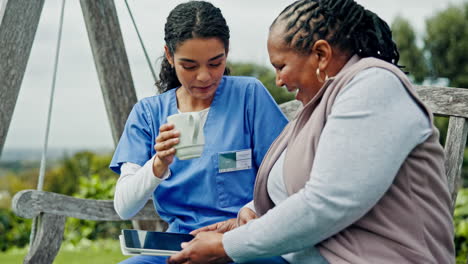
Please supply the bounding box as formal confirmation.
[167,232,232,264]
[237,207,257,226]
[153,123,180,178]
[190,218,237,235]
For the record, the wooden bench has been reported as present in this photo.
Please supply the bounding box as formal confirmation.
[12,85,468,263]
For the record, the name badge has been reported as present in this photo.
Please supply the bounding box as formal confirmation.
[218,149,252,173]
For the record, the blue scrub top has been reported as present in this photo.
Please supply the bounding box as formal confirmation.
[110,76,288,233]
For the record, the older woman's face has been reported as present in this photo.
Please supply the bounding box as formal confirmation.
[267,28,322,105]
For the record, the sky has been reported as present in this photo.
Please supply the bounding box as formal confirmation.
[2,0,465,154]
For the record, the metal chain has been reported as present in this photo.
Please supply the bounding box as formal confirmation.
[124,0,157,84]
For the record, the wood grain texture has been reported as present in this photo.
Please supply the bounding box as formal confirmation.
[415,85,468,118]
[277,86,468,120]
[80,0,159,232]
[23,213,65,264]
[80,0,138,145]
[12,190,163,221]
[444,117,468,209]
[0,0,45,157]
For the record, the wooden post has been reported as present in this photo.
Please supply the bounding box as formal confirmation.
[0,0,45,157]
[79,0,138,145]
[444,117,468,209]
[80,0,160,231]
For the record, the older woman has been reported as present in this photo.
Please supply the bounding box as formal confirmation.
[168,0,455,263]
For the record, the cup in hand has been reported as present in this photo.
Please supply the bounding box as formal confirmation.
[167,112,205,160]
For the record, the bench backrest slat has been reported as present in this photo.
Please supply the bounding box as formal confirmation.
[444,116,468,207]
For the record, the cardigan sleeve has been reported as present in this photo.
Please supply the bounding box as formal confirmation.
[223,68,432,262]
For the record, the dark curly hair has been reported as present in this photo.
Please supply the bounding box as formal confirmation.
[156,1,230,93]
[271,0,400,66]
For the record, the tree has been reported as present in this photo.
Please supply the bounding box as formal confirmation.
[391,16,428,83]
[424,3,468,88]
[228,62,295,104]
[45,151,115,195]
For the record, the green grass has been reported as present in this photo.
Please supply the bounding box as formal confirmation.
[0,239,130,264]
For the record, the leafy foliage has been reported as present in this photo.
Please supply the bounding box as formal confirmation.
[0,209,31,252]
[63,169,131,245]
[455,188,468,263]
[0,170,38,203]
[424,3,468,88]
[1,151,131,251]
[45,151,115,195]
[229,62,295,104]
[391,16,428,83]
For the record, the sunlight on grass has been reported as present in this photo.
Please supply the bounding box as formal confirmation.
[0,239,130,264]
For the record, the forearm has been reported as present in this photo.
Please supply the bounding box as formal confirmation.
[114,156,169,219]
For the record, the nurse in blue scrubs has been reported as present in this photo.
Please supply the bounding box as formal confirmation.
[110,1,288,263]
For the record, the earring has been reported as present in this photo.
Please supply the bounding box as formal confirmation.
[316,68,328,83]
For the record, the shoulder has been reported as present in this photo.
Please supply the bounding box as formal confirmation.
[338,67,430,126]
[128,91,175,125]
[343,67,404,96]
[354,67,401,84]
[136,90,174,111]
[335,68,407,112]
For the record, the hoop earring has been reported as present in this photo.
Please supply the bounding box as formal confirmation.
[316,68,328,83]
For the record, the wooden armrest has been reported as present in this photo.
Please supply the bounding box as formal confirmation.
[12,189,161,221]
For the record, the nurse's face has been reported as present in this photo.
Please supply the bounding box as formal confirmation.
[166,37,227,104]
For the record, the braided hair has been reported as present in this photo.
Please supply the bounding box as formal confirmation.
[271,0,400,66]
[156,1,230,93]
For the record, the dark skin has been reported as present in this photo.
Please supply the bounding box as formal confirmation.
[168,23,349,264]
[191,207,257,235]
[165,208,256,264]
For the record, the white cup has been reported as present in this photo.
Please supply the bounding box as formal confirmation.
[167,112,205,160]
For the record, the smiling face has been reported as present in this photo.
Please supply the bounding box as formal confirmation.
[166,37,227,108]
[267,27,323,106]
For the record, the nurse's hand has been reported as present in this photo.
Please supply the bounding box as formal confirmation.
[167,232,232,264]
[153,123,180,178]
[190,218,237,235]
[237,207,257,226]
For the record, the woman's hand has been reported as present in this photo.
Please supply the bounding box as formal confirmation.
[152,123,179,178]
[190,218,237,235]
[237,207,257,226]
[190,207,257,236]
[168,232,232,264]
